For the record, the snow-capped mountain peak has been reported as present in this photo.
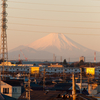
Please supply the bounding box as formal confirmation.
[28,33,80,51]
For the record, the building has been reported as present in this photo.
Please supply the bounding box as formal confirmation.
[40,67,80,74]
[0,62,33,74]
[30,66,39,74]
[85,67,95,75]
[88,82,100,96]
[48,63,63,67]
[76,83,88,91]
[84,66,100,76]
[18,90,67,100]
[79,56,85,62]
[1,79,23,99]
[0,93,16,100]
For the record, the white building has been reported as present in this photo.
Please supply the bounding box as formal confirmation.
[40,67,80,74]
[79,56,85,62]
[1,80,22,99]
[84,66,100,76]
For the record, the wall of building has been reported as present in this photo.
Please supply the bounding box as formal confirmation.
[40,67,80,74]
[76,83,88,90]
[88,83,98,95]
[79,56,85,62]
[1,81,12,97]
[85,67,95,75]
[12,86,21,99]
[30,67,39,74]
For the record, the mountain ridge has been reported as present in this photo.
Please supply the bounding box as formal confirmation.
[8,33,96,61]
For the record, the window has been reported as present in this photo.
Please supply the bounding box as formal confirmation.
[13,88,17,93]
[3,88,9,94]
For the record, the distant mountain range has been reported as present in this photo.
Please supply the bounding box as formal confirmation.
[9,33,96,62]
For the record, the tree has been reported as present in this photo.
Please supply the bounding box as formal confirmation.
[63,59,68,67]
[0,59,3,64]
[16,60,22,64]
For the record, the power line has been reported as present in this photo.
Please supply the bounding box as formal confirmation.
[8,1,100,7]
[7,7,100,13]
[7,16,100,23]
[7,29,100,36]
[7,22,100,30]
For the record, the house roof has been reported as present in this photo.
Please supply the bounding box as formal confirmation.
[0,93,16,100]
[53,83,80,91]
[0,93,4,100]
[77,94,97,100]
[18,90,66,100]
[3,79,24,86]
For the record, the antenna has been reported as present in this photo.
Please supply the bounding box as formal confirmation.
[19,54,20,61]
[94,52,96,62]
[60,56,62,62]
[20,49,27,61]
[0,0,8,79]
[53,54,55,62]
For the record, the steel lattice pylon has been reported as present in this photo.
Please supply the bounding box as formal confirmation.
[0,0,8,77]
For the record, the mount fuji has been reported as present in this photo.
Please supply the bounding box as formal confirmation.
[9,33,95,61]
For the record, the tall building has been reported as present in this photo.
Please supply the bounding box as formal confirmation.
[79,56,85,62]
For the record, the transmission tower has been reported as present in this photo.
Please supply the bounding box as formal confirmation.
[0,0,8,77]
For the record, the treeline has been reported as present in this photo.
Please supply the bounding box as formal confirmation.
[61,59,100,67]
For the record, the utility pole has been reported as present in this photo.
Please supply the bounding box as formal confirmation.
[53,54,56,62]
[63,68,66,82]
[43,68,45,90]
[23,69,30,100]
[0,0,8,79]
[80,68,82,94]
[60,56,62,62]
[72,73,76,100]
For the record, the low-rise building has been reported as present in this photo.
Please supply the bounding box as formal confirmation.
[40,67,80,74]
[48,63,63,67]
[84,66,100,76]
[88,82,100,96]
[1,79,23,99]
[79,56,85,62]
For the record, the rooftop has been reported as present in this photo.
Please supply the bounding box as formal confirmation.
[18,90,66,100]
[3,79,24,86]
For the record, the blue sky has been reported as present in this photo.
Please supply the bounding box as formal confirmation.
[0,0,100,51]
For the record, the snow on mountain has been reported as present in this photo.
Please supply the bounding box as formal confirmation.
[28,33,81,51]
[28,33,92,57]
